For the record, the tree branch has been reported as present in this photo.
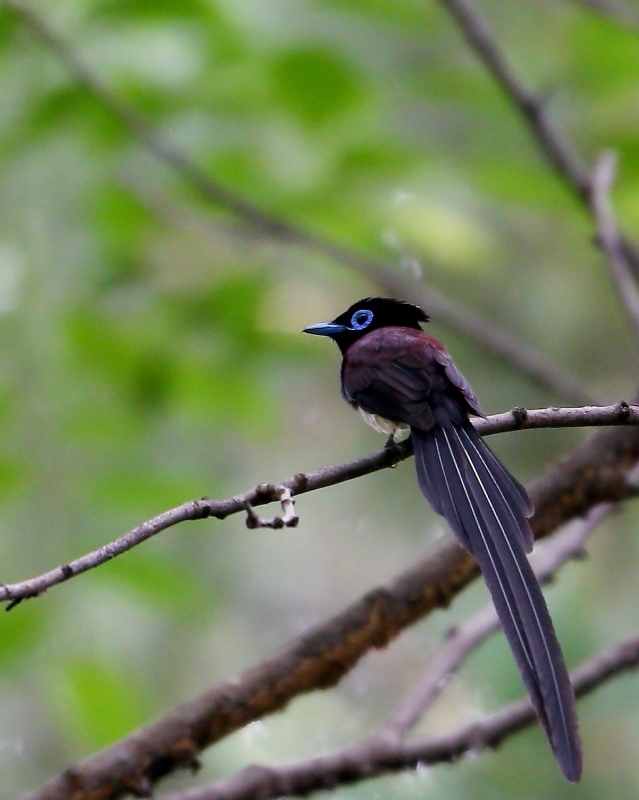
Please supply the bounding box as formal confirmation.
[4,0,596,405]
[19,406,639,800]
[437,0,639,277]
[2,403,636,608]
[157,630,639,800]
[591,151,639,344]
[437,0,591,198]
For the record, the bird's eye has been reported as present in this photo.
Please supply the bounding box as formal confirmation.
[350,309,374,330]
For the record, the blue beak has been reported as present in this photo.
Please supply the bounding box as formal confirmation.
[302,322,348,337]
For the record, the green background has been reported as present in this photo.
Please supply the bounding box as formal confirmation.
[1,0,638,797]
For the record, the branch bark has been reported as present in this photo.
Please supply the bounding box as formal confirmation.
[155,631,639,800]
[19,407,639,800]
[2,403,636,607]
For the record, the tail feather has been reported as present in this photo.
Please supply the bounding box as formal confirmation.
[456,425,534,553]
[412,422,582,782]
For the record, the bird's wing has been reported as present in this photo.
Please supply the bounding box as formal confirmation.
[342,327,483,428]
[343,356,435,430]
[431,347,485,418]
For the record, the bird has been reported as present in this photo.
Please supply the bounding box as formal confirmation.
[303,296,582,782]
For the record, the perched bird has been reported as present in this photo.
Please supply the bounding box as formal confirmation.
[303,296,581,781]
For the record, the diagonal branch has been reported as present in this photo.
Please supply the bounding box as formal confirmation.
[591,151,639,344]
[437,0,639,278]
[19,408,639,800]
[1,403,636,607]
[437,0,591,198]
[154,631,639,800]
[5,0,595,405]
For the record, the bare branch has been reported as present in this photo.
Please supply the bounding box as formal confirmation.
[156,631,639,800]
[438,0,590,198]
[1,403,636,607]
[472,400,639,432]
[19,409,639,800]
[382,503,611,740]
[591,152,639,344]
[5,1,595,405]
[437,0,639,277]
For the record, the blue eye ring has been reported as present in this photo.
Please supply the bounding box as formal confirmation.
[350,309,374,330]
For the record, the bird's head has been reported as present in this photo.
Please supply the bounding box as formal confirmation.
[303,297,429,353]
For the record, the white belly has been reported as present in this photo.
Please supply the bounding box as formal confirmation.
[358,408,409,438]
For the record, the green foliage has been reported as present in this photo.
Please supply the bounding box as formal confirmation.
[50,655,150,750]
[269,47,363,126]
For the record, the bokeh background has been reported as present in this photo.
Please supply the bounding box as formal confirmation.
[1,0,639,797]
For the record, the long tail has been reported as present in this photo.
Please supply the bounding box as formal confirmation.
[412,421,582,782]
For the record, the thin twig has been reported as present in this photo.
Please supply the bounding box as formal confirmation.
[437,0,639,278]
[243,485,298,529]
[5,0,596,405]
[591,151,639,343]
[382,503,611,740]
[156,631,639,800]
[1,404,636,607]
[438,0,590,198]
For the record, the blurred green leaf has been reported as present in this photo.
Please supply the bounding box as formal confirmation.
[100,549,215,616]
[269,47,363,126]
[94,0,210,21]
[0,603,46,671]
[51,656,150,750]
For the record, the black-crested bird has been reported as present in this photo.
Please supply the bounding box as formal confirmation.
[303,296,581,781]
